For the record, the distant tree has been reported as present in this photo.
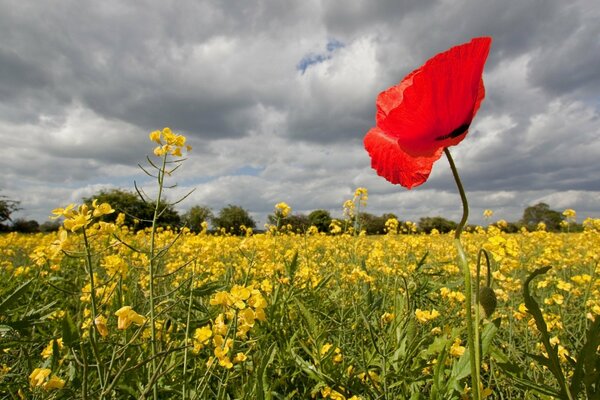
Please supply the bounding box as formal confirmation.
[11,219,40,233]
[418,216,457,234]
[182,205,213,233]
[360,212,399,235]
[40,221,61,233]
[287,214,311,232]
[83,189,181,229]
[0,195,20,224]
[520,202,562,232]
[213,204,256,235]
[308,210,332,233]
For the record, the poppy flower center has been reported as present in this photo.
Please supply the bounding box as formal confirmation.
[436,122,471,141]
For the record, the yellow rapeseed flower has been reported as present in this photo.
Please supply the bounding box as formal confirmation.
[29,368,51,387]
[115,306,146,330]
[415,309,440,323]
[94,315,109,337]
[40,338,63,359]
[43,375,65,390]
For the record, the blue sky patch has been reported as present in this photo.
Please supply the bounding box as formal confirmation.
[297,39,345,74]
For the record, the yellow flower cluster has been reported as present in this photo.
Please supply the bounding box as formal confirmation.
[353,187,368,207]
[29,368,65,390]
[384,217,399,234]
[321,343,343,363]
[415,308,441,324]
[50,199,114,232]
[115,306,146,330]
[193,284,267,368]
[275,202,292,218]
[40,338,63,359]
[320,385,362,400]
[439,287,466,304]
[149,127,191,157]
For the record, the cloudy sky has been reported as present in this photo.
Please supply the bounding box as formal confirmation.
[1,0,599,227]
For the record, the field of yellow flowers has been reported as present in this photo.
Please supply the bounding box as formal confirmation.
[1,216,599,399]
[1,128,599,399]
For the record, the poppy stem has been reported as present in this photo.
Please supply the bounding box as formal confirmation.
[444,147,482,400]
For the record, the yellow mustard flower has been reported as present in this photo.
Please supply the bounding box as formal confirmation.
[415,309,440,323]
[94,315,109,337]
[115,306,146,330]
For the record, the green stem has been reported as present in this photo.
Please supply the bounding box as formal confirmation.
[82,227,106,393]
[182,263,196,399]
[148,153,168,400]
[444,147,481,399]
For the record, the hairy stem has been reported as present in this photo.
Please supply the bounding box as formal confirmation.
[444,147,481,399]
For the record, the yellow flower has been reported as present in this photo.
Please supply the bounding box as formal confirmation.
[50,204,76,219]
[332,347,343,363]
[43,375,65,390]
[115,306,146,330]
[230,285,251,309]
[101,254,128,278]
[29,368,51,387]
[193,325,212,353]
[94,315,109,337]
[154,145,167,157]
[41,338,63,359]
[562,208,576,220]
[149,130,161,144]
[321,343,334,357]
[92,200,115,217]
[210,291,233,307]
[384,218,399,234]
[380,312,395,324]
[450,338,465,357]
[275,202,292,218]
[233,352,247,363]
[353,187,368,206]
[483,209,494,218]
[415,309,440,323]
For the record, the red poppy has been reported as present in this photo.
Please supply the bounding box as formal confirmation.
[364,37,492,189]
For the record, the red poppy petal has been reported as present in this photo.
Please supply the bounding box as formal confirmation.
[364,127,443,189]
[376,37,491,157]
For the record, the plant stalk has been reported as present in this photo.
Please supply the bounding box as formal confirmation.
[444,147,481,399]
[148,153,168,400]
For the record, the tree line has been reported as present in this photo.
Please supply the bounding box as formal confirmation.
[0,189,582,234]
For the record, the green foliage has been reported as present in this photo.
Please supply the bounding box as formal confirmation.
[11,219,40,233]
[182,205,213,232]
[520,202,563,232]
[39,220,61,232]
[0,194,20,225]
[83,188,181,229]
[418,216,457,233]
[357,212,398,235]
[267,213,311,232]
[212,204,256,235]
[308,209,332,233]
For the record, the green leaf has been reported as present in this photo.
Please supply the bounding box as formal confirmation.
[293,297,319,340]
[523,266,571,398]
[481,318,500,357]
[570,315,600,397]
[62,311,79,347]
[192,281,225,297]
[491,347,563,397]
[0,279,32,314]
[255,343,277,400]
[285,251,299,281]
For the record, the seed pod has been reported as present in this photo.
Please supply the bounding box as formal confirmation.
[478,286,497,318]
